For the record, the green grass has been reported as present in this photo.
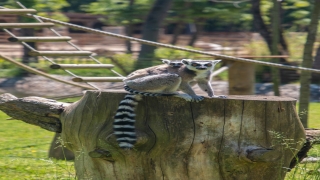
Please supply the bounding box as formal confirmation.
[0,111,76,179]
[0,102,319,179]
[308,103,320,128]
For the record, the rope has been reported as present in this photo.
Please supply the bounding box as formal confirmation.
[27,14,320,74]
[1,5,320,74]
[14,2,103,90]
[0,54,96,90]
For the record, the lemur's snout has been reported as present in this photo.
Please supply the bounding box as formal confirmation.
[197,67,207,70]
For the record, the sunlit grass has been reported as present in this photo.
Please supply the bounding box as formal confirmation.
[308,103,320,128]
[294,103,320,128]
[0,111,75,179]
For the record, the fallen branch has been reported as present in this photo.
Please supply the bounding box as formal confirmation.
[0,93,68,132]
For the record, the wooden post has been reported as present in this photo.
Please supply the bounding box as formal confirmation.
[228,61,255,95]
[0,92,305,179]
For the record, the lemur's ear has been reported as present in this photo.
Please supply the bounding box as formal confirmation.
[181,59,191,65]
[212,60,221,65]
[162,59,170,64]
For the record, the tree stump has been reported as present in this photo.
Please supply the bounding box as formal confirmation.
[48,133,75,160]
[57,91,304,180]
[0,92,306,179]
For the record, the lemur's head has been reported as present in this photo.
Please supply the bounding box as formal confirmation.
[162,59,184,68]
[181,59,221,71]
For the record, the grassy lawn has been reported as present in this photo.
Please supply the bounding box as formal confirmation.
[307,103,320,128]
[0,107,76,179]
[0,101,319,179]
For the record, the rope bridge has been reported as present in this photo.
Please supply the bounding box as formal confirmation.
[0,3,125,90]
[1,3,320,91]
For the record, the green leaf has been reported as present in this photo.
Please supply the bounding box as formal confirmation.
[293,1,310,8]
[289,10,309,19]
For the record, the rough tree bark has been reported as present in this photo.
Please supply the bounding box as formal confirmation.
[298,1,320,127]
[0,92,306,180]
[0,93,73,159]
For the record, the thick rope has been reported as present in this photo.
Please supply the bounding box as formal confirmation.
[28,14,320,74]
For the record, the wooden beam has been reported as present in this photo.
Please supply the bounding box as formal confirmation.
[29,51,92,56]
[0,23,54,28]
[228,61,255,95]
[0,9,37,14]
[8,36,72,42]
[50,64,114,69]
[72,77,124,82]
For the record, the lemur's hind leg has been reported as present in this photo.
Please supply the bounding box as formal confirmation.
[124,74,181,94]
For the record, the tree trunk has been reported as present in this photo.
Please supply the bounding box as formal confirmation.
[124,25,133,54]
[0,92,306,179]
[188,21,204,47]
[170,22,185,45]
[271,0,281,96]
[62,91,304,179]
[250,0,273,52]
[19,28,38,76]
[124,0,135,54]
[312,45,320,82]
[250,0,289,56]
[298,1,320,127]
[170,2,191,45]
[136,0,172,69]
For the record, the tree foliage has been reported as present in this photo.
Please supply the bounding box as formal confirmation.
[84,0,153,26]
[167,1,252,32]
[63,0,96,12]
[2,0,69,21]
[298,0,320,127]
[259,0,312,31]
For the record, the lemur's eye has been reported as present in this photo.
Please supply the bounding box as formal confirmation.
[191,63,198,67]
[206,63,212,67]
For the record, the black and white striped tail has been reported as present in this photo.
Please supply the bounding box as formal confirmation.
[113,94,140,149]
[124,85,174,97]
[114,86,175,149]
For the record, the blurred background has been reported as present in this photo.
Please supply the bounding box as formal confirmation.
[1,0,319,80]
[1,1,320,179]
[0,0,319,125]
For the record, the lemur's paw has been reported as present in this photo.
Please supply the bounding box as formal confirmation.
[191,96,204,102]
[174,94,193,101]
[212,95,227,98]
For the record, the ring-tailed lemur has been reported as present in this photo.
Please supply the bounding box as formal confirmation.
[113,59,226,149]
